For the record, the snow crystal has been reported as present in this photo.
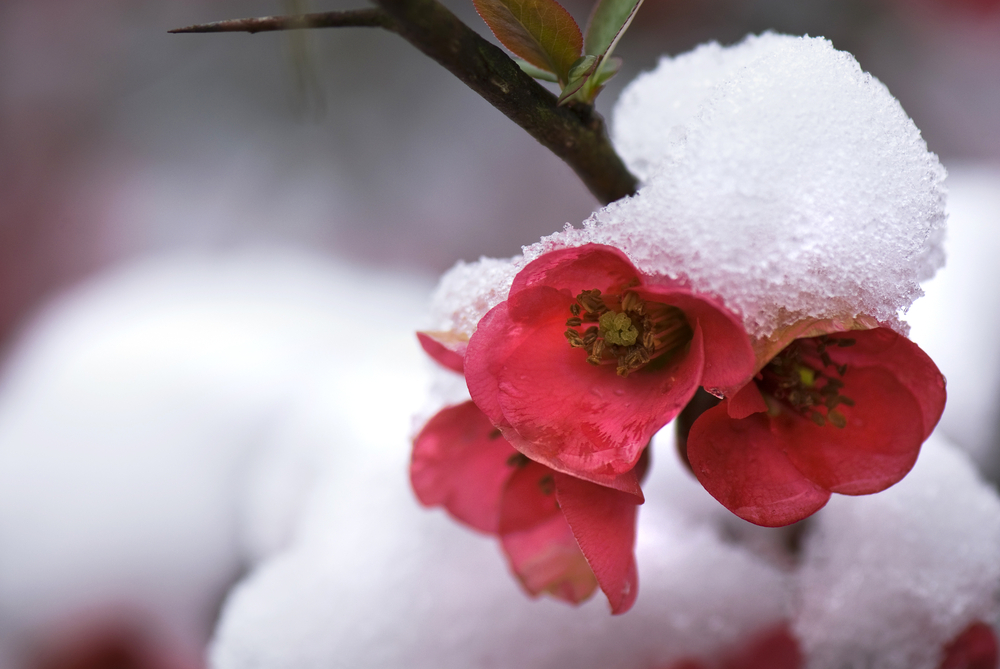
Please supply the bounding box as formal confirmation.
[427,255,519,337]
[432,34,947,339]
[794,432,1000,669]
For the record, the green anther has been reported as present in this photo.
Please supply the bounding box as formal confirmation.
[797,366,816,387]
[599,311,638,346]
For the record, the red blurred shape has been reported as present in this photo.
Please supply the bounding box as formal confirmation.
[665,624,802,669]
[29,616,202,669]
[940,622,999,669]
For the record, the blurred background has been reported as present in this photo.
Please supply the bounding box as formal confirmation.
[0,1,998,668]
[3,0,1000,352]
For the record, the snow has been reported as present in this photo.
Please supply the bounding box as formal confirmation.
[907,164,1000,477]
[431,34,947,339]
[428,255,518,342]
[795,432,1000,669]
[0,249,432,665]
[209,407,1000,669]
[210,410,791,669]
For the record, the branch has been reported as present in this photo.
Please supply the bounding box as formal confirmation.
[170,2,639,205]
[169,10,394,34]
[370,0,638,205]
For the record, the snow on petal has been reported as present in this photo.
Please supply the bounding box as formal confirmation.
[429,35,947,341]
[603,33,946,337]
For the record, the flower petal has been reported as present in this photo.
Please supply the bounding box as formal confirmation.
[465,299,525,429]
[727,381,768,419]
[688,404,831,527]
[499,461,599,604]
[499,514,599,605]
[663,625,802,669]
[634,285,755,392]
[416,331,467,374]
[553,471,641,614]
[497,297,704,480]
[410,402,517,533]
[467,281,688,492]
[778,365,928,495]
[820,328,945,438]
[509,244,639,297]
[497,458,561,531]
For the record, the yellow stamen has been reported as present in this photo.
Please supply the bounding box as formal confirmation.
[564,288,692,376]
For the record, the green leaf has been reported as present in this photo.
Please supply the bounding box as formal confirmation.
[593,55,622,86]
[556,54,598,105]
[583,0,643,59]
[579,56,620,102]
[557,0,642,105]
[514,58,560,82]
[567,54,599,82]
[473,0,583,83]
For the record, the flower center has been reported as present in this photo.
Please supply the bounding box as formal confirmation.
[757,335,856,428]
[563,288,693,377]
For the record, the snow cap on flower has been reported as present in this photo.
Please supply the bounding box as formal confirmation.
[601,32,946,337]
[430,34,946,340]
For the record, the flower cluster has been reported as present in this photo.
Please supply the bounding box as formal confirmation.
[411,241,946,613]
[412,244,756,613]
[401,28,956,619]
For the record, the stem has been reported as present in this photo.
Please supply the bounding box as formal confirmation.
[371,0,637,205]
[169,10,394,34]
[171,3,639,205]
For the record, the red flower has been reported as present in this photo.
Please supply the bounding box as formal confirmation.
[410,400,644,614]
[686,327,946,527]
[465,244,754,490]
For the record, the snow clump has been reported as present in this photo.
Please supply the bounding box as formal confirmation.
[431,33,947,339]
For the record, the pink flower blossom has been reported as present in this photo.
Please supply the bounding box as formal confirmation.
[410,400,644,614]
[465,244,754,490]
[686,327,946,527]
